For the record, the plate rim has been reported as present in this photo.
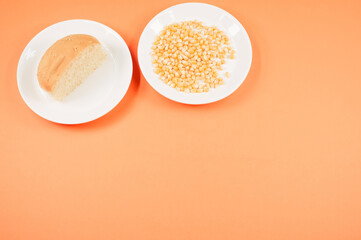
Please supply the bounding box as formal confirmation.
[137,2,252,105]
[17,19,133,124]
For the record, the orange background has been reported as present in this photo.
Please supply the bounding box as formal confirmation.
[1,0,361,239]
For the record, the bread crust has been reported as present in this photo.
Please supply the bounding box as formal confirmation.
[37,34,100,92]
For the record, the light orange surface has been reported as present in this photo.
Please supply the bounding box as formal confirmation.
[1,0,361,239]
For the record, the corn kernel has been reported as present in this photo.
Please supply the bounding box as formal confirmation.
[151,20,235,93]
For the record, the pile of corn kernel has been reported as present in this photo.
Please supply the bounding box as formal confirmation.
[151,20,235,93]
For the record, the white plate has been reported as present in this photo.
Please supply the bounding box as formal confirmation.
[138,3,252,105]
[17,19,133,124]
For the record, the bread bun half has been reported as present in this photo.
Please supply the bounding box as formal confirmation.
[37,34,107,100]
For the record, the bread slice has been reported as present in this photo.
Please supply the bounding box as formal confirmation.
[37,34,107,101]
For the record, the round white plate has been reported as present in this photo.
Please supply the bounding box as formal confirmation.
[138,3,252,105]
[17,19,133,124]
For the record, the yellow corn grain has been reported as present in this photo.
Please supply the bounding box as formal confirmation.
[151,20,235,93]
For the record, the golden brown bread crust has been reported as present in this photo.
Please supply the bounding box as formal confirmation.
[37,34,100,92]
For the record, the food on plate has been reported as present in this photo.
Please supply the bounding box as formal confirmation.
[37,34,107,100]
[151,20,235,93]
